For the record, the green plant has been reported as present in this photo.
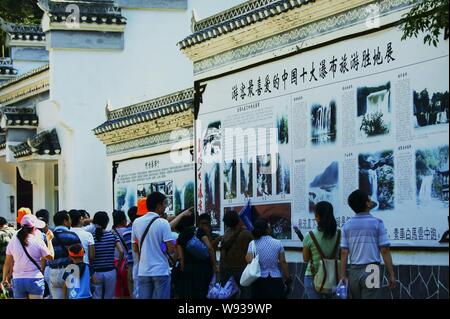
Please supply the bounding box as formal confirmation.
[360,111,390,136]
[401,0,449,47]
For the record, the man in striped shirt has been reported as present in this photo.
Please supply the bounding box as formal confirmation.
[340,189,397,299]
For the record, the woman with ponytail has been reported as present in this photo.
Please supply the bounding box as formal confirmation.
[91,212,124,299]
[2,215,54,299]
[303,201,340,299]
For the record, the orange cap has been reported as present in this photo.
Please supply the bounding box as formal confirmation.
[137,197,148,216]
[17,207,32,224]
[68,245,85,258]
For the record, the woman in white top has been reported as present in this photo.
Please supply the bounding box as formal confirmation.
[245,218,290,299]
[2,215,54,299]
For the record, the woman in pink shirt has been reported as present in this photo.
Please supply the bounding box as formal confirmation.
[2,215,54,299]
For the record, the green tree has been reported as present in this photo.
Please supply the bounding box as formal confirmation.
[401,0,449,47]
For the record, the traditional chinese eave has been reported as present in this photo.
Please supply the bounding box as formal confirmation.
[38,0,127,32]
[0,106,39,130]
[0,18,46,47]
[178,0,380,63]
[94,88,195,146]
[0,64,50,105]
[9,128,61,160]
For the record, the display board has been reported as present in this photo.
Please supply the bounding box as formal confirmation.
[196,26,449,247]
[114,150,195,215]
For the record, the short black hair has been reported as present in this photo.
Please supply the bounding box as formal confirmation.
[223,210,240,228]
[198,213,211,224]
[147,192,166,211]
[0,217,7,226]
[35,209,50,224]
[54,211,70,227]
[348,189,369,214]
[252,218,269,240]
[113,210,127,227]
[69,210,82,227]
[127,206,138,223]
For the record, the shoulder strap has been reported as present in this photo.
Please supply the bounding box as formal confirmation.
[309,230,326,259]
[113,228,129,255]
[19,239,43,275]
[224,228,243,254]
[139,216,160,254]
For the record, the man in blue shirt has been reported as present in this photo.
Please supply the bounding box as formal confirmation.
[340,189,397,299]
[48,211,81,299]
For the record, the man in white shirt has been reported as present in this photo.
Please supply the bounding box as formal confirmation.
[68,210,95,264]
[132,192,175,299]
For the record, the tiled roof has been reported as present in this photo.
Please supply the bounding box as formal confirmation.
[0,64,49,90]
[9,129,61,158]
[39,0,127,25]
[0,106,39,128]
[178,0,314,49]
[0,58,18,76]
[93,88,195,135]
[0,18,46,42]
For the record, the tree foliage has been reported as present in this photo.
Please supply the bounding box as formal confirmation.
[401,0,449,47]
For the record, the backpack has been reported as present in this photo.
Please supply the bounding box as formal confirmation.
[309,230,341,294]
[185,228,209,260]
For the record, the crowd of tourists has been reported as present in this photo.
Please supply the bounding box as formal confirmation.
[0,189,396,299]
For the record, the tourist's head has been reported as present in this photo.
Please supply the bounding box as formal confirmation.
[315,201,337,239]
[176,213,195,233]
[252,218,270,239]
[68,209,82,227]
[0,217,8,228]
[68,244,84,264]
[198,213,212,233]
[54,210,72,228]
[348,189,372,214]
[127,206,138,223]
[223,210,240,228]
[147,192,167,215]
[113,210,127,228]
[93,211,110,241]
[35,209,50,225]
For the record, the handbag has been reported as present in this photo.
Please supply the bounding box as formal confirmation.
[207,273,240,299]
[185,228,209,260]
[309,230,341,294]
[239,241,261,287]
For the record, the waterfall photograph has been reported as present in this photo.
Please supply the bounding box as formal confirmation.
[174,182,195,214]
[308,160,339,213]
[276,109,289,144]
[257,154,273,197]
[204,163,221,231]
[357,82,392,138]
[202,120,222,163]
[413,89,449,128]
[240,158,253,198]
[223,160,237,199]
[276,152,291,195]
[310,100,337,145]
[416,145,449,207]
[359,150,395,210]
[115,185,136,213]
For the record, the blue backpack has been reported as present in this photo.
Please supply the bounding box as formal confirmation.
[186,229,210,260]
